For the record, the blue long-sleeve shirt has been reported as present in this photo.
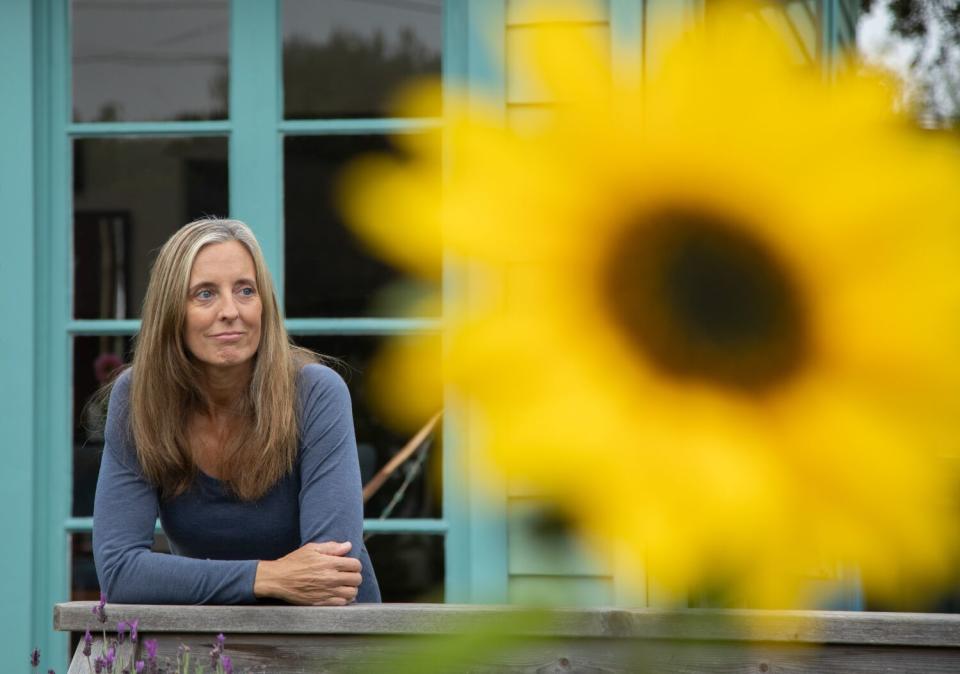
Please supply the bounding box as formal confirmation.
[93,364,381,604]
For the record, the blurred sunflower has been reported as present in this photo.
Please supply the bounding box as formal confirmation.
[342,2,960,605]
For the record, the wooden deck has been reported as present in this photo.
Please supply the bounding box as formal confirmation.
[54,602,960,673]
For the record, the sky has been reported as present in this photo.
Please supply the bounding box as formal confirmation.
[856,0,960,122]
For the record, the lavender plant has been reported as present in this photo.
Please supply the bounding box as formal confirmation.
[35,596,250,674]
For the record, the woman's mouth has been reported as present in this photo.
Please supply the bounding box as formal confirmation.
[210,332,244,342]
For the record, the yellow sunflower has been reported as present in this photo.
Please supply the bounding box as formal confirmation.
[342,2,960,606]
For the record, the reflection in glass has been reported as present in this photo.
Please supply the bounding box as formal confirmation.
[282,0,442,119]
[285,134,439,318]
[73,336,132,517]
[294,335,442,521]
[73,136,228,319]
[71,0,229,122]
[365,534,445,602]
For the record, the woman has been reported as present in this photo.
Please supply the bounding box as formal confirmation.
[93,218,380,604]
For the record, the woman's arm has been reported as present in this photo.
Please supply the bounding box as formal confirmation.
[295,364,382,603]
[92,372,259,604]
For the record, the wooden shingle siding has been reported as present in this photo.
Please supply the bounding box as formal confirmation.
[506,495,621,605]
[506,24,611,105]
[509,575,617,605]
[500,0,619,607]
[508,499,614,577]
[507,0,609,25]
[505,0,611,106]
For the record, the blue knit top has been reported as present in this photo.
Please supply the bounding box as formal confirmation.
[92,364,381,604]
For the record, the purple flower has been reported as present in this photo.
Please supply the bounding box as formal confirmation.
[93,657,105,674]
[93,593,108,624]
[82,629,93,657]
[210,633,226,669]
[222,655,233,674]
[129,618,140,643]
[117,621,128,645]
[104,646,116,668]
[144,639,158,661]
[135,662,145,674]
[30,648,40,667]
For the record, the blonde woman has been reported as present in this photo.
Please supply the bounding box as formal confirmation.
[93,219,380,604]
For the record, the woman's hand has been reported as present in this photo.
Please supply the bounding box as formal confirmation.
[254,541,363,605]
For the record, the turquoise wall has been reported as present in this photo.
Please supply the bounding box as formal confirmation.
[0,0,38,669]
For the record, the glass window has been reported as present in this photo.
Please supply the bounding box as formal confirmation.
[365,534,445,602]
[284,134,438,318]
[282,0,442,119]
[66,2,453,617]
[71,0,229,123]
[294,334,443,520]
[73,335,132,517]
[73,136,229,319]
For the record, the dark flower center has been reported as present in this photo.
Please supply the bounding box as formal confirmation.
[603,208,809,395]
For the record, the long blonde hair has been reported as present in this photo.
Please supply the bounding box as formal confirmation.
[130,218,314,501]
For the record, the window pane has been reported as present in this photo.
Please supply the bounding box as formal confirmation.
[366,533,445,602]
[294,335,442,520]
[282,0,442,119]
[73,136,229,319]
[71,533,100,601]
[71,0,229,122]
[73,336,132,517]
[284,134,438,318]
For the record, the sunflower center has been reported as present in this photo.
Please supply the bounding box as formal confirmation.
[604,208,808,395]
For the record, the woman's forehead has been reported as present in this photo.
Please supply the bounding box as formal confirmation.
[190,240,256,282]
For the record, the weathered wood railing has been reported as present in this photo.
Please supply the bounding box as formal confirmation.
[54,602,960,673]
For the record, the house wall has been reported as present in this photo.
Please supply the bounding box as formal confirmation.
[494,0,863,609]
[501,0,623,607]
[0,0,39,665]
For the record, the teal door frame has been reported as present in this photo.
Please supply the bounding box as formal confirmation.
[0,0,39,670]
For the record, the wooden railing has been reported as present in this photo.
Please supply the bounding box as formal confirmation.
[54,602,960,673]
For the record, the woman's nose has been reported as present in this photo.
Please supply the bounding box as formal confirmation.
[218,294,239,320]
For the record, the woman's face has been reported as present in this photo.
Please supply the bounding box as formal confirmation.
[184,240,262,373]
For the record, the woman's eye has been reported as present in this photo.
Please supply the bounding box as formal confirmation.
[196,289,215,300]
[240,287,256,297]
